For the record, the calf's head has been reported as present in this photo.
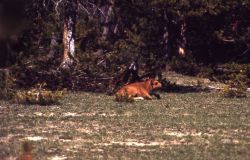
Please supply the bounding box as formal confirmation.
[146,79,162,90]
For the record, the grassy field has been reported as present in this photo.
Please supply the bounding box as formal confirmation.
[0,73,250,160]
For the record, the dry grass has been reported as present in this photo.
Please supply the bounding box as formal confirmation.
[0,73,250,159]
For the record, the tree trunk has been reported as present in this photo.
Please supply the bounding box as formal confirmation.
[178,20,187,57]
[60,0,77,69]
[162,11,169,58]
[162,11,175,59]
[163,13,187,59]
[0,37,18,68]
[101,3,114,41]
[48,32,58,60]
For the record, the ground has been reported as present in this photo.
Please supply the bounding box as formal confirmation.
[0,72,250,160]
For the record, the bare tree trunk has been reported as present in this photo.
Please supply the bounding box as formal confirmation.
[163,13,187,59]
[60,0,77,69]
[162,12,169,58]
[0,36,19,68]
[47,32,58,60]
[101,3,114,41]
[178,20,187,57]
[162,11,175,59]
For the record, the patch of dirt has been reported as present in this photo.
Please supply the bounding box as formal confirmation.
[94,139,191,147]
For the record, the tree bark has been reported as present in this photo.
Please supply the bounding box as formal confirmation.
[60,0,77,69]
[102,5,113,40]
[48,32,58,59]
[0,36,18,68]
[101,3,114,41]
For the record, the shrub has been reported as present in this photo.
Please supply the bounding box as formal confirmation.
[168,56,200,76]
[221,73,247,98]
[222,85,247,98]
[14,83,66,105]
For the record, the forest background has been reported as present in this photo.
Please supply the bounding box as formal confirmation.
[0,0,250,93]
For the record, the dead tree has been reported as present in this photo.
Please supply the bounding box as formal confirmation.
[101,2,114,41]
[60,0,78,69]
[177,19,187,57]
[162,12,187,59]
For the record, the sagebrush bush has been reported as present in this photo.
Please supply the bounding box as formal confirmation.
[14,83,66,105]
[222,85,247,98]
[221,73,247,98]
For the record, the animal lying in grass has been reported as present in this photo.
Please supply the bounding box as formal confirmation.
[115,79,162,101]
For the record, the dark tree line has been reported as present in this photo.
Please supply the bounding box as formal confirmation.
[0,0,249,90]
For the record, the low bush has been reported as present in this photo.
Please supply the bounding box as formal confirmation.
[14,83,66,105]
[221,73,247,98]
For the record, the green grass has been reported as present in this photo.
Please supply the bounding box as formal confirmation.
[0,91,250,160]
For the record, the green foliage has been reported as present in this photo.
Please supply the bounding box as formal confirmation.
[168,58,250,96]
[214,63,250,84]
[168,56,200,76]
[3,0,250,91]
[197,66,214,78]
